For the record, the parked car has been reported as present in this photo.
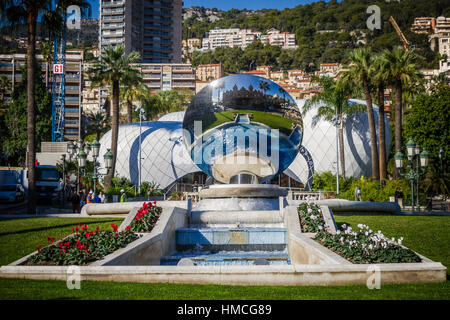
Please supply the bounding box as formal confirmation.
[0,184,25,203]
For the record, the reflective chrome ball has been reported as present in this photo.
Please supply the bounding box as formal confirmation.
[183,74,303,184]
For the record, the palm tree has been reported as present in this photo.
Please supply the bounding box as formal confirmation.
[258,80,270,111]
[371,53,389,181]
[120,81,148,123]
[303,76,363,179]
[86,110,110,141]
[343,47,379,180]
[380,48,421,178]
[88,44,141,191]
[39,40,53,88]
[1,0,89,215]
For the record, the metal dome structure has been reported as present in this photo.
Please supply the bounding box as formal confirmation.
[97,98,390,190]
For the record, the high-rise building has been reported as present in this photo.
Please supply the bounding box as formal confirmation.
[99,0,182,63]
[0,50,83,141]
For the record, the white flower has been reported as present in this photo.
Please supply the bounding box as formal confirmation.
[310,215,317,220]
[365,231,369,236]
[318,225,323,230]
[368,244,373,250]
[342,224,347,229]
[358,224,363,229]
[336,230,341,235]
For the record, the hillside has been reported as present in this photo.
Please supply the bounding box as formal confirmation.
[184,0,450,73]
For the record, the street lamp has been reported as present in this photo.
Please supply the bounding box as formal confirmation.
[60,153,66,208]
[72,139,112,202]
[395,138,429,212]
[135,106,146,195]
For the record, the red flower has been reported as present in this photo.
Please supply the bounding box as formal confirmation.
[153,201,157,205]
[59,242,63,248]
[111,224,118,232]
[36,246,42,253]
[47,236,55,243]
[126,225,131,230]
[78,222,82,226]
[75,226,79,232]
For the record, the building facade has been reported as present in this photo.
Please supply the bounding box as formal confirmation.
[0,51,83,141]
[260,28,297,50]
[99,0,182,63]
[195,63,224,81]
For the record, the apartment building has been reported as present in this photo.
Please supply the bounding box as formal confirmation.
[0,50,83,141]
[201,28,261,51]
[260,28,297,50]
[411,17,436,34]
[141,63,195,94]
[99,0,182,63]
[195,63,224,81]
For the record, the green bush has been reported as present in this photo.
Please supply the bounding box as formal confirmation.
[313,172,416,202]
[314,223,421,264]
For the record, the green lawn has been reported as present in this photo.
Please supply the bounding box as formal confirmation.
[0,215,449,300]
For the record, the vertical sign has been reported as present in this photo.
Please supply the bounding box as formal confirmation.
[53,64,64,74]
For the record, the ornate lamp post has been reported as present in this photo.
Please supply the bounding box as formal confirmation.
[60,153,66,208]
[75,139,112,201]
[135,106,146,196]
[395,137,429,212]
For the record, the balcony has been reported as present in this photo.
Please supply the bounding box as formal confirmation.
[101,1,124,7]
[102,15,124,21]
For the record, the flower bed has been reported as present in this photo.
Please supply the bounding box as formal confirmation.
[298,202,329,233]
[314,223,422,264]
[26,201,162,265]
[129,201,162,233]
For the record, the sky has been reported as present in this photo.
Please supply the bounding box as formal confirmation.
[87,0,320,19]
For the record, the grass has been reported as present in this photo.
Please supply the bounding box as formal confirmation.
[0,215,449,300]
[0,217,124,266]
[202,110,297,135]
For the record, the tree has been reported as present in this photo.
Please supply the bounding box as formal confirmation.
[371,52,389,181]
[143,89,192,120]
[303,76,363,179]
[343,47,379,180]
[88,44,142,191]
[3,65,51,166]
[403,86,450,196]
[86,110,110,141]
[1,0,89,215]
[39,40,53,88]
[258,80,270,111]
[120,81,148,123]
[380,48,421,178]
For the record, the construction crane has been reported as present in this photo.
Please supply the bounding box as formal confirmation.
[389,16,414,51]
[51,6,67,142]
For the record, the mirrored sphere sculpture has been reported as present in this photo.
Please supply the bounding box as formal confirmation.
[182,74,303,184]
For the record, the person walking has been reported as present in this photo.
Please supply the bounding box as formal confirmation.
[80,189,87,208]
[71,191,81,213]
[120,189,127,202]
[86,190,94,204]
[98,191,106,203]
[355,186,362,201]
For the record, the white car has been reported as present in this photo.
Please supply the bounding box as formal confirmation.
[0,184,25,203]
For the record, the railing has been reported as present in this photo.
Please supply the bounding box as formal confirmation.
[287,190,326,201]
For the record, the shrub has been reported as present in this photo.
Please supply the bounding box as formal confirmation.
[27,223,137,265]
[313,171,414,203]
[129,201,162,233]
[27,202,163,265]
[314,223,421,264]
[298,202,330,233]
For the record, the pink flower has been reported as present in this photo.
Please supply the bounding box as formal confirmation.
[36,246,42,253]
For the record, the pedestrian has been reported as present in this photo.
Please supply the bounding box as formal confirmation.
[120,189,127,202]
[98,191,106,203]
[355,186,362,201]
[87,190,94,204]
[395,188,404,208]
[71,191,81,213]
[80,189,87,208]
